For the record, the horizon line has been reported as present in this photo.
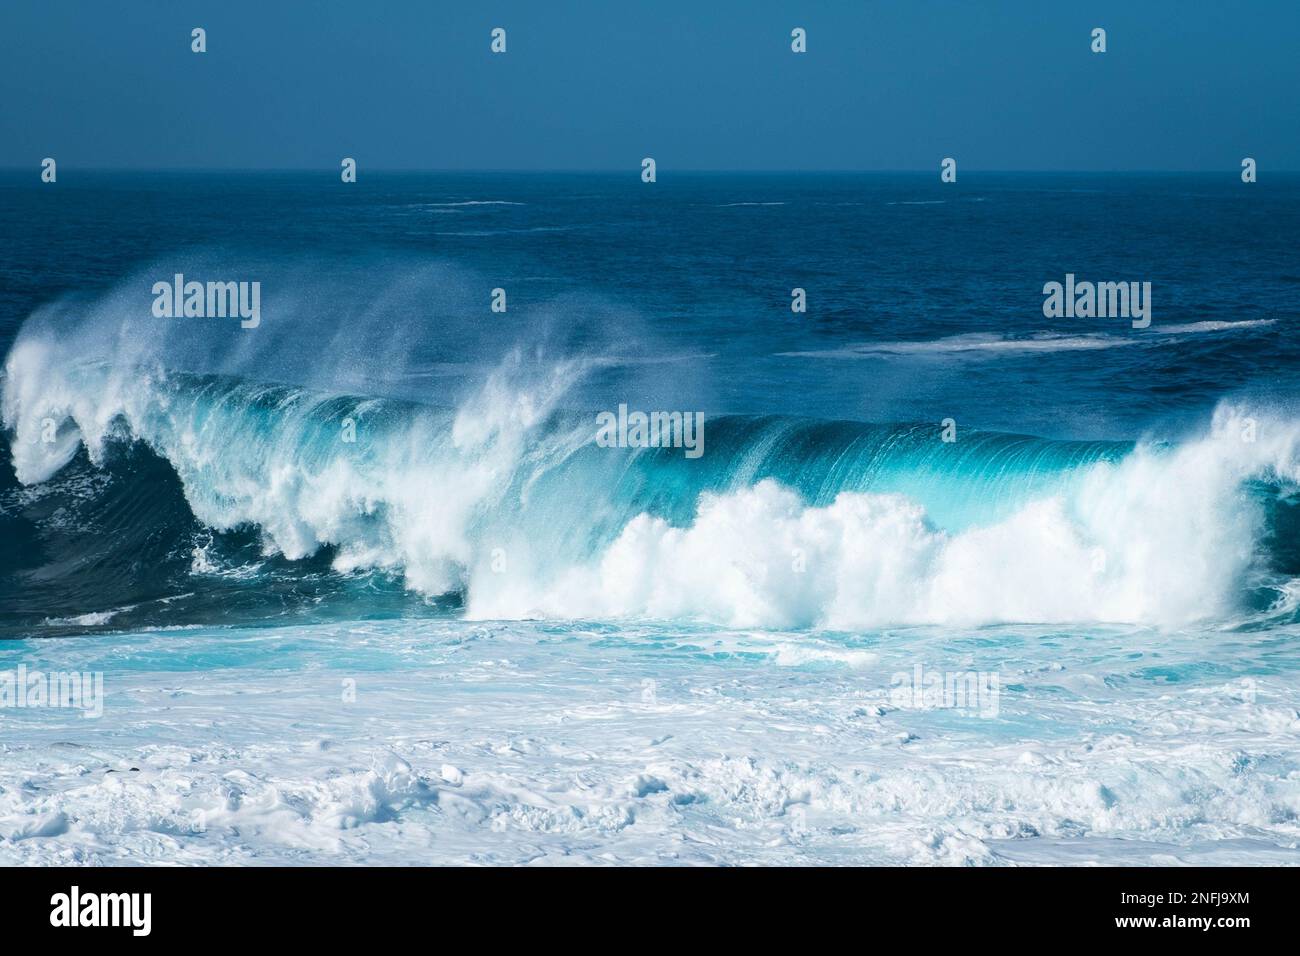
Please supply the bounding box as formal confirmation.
[3,166,1296,176]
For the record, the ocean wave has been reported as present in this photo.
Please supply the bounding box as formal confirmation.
[6,304,1300,631]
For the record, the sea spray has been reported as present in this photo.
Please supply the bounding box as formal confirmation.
[4,322,1297,629]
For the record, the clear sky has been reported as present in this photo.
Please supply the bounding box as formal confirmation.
[1,0,1296,171]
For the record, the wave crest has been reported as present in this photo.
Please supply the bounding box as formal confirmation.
[4,308,1300,630]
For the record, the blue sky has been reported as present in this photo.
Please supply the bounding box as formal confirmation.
[1,0,1296,171]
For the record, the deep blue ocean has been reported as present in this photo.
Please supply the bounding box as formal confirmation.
[2,171,1299,865]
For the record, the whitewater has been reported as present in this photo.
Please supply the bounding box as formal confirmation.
[5,319,1300,631]
[2,248,1299,865]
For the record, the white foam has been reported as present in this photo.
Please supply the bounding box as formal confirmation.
[779,332,1135,359]
[5,315,1297,630]
[420,200,526,207]
[780,320,1275,359]
[468,406,1297,629]
[41,610,124,627]
[1149,319,1275,334]
[1,617,1295,865]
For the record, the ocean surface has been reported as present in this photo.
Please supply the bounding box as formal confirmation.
[1,170,1298,864]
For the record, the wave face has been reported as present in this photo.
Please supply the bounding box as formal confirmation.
[6,314,1300,636]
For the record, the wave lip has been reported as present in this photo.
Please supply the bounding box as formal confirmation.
[466,414,1289,629]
